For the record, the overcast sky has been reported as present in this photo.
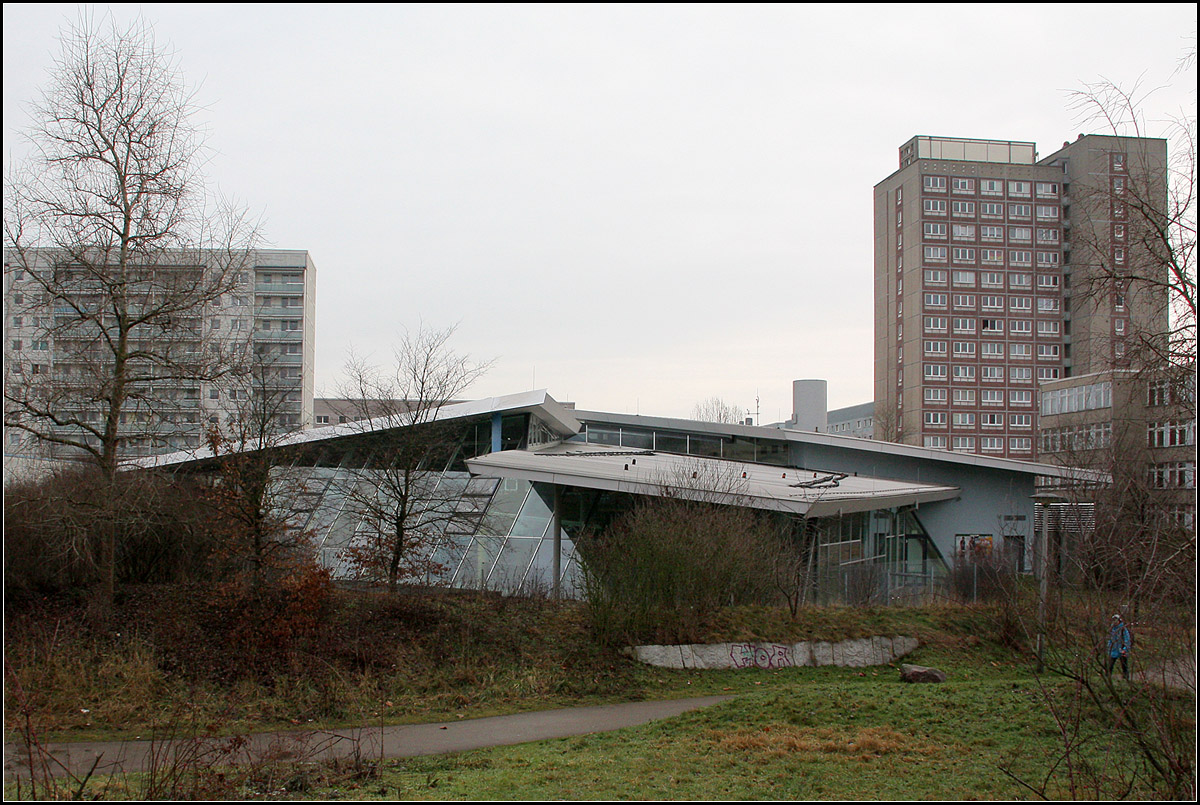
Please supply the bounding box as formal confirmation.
[4,4,1195,422]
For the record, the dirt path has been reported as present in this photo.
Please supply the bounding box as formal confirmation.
[1135,655,1196,692]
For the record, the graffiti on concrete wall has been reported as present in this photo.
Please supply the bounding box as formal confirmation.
[730,643,795,669]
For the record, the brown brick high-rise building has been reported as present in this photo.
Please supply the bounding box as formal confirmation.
[874,134,1168,460]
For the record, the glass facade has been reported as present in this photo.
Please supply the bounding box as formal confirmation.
[571,422,791,465]
[172,404,952,601]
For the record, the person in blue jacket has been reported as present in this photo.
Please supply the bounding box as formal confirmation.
[1107,613,1132,681]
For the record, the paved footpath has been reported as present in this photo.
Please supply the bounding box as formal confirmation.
[4,695,734,781]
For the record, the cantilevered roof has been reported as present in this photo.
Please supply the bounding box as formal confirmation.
[129,389,580,471]
[573,409,1108,484]
[466,443,961,517]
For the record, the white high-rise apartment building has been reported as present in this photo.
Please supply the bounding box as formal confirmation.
[4,248,316,464]
[874,134,1168,458]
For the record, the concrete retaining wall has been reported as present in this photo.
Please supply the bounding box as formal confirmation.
[625,635,919,670]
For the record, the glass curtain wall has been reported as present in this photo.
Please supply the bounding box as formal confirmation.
[805,507,948,605]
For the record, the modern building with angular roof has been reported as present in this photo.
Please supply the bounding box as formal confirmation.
[137,389,1101,601]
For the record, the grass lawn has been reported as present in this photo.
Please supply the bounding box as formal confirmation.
[5,588,1193,800]
[315,655,1128,801]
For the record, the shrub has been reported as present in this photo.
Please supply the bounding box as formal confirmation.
[4,469,219,600]
[577,497,780,644]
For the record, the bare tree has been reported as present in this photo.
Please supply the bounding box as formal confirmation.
[3,12,261,480]
[334,325,492,593]
[201,349,311,589]
[999,57,1197,798]
[691,396,746,424]
[3,14,261,604]
[871,399,909,444]
[1064,69,1196,390]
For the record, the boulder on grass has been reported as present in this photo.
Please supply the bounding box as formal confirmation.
[899,663,947,683]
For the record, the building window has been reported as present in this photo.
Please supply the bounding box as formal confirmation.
[1037,320,1060,335]
[1037,367,1060,381]
[1010,414,1032,428]
[1009,250,1033,266]
[953,389,976,404]
[1008,181,1031,197]
[1010,296,1032,311]
[952,177,975,193]
[981,180,1003,196]
[981,202,1004,218]
[953,294,976,309]
[1010,343,1032,358]
[981,249,1004,264]
[952,365,976,381]
[925,411,948,426]
[925,387,948,403]
[1010,319,1032,334]
[925,269,948,285]
[924,246,948,262]
[1009,437,1032,452]
[924,222,948,239]
[924,199,947,215]
[924,435,948,448]
[981,437,1004,452]
[1009,204,1032,219]
[982,390,1004,406]
[1037,298,1060,313]
[1037,344,1061,359]
[925,364,948,379]
[1035,182,1059,197]
[982,366,1004,381]
[1036,273,1060,288]
[1036,228,1060,243]
[982,413,1004,427]
[924,293,948,308]
[953,317,976,333]
[982,342,1004,358]
[952,413,976,427]
[982,318,1004,334]
[952,201,976,216]
[1148,380,1173,407]
[1149,462,1195,489]
[981,295,1004,311]
[952,269,976,285]
[952,223,977,240]
[952,436,976,452]
[981,225,1004,241]
[925,316,948,332]
[953,341,976,356]
[924,175,947,192]
[1011,367,1033,382]
[952,249,976,265]
[1009,273,1032,288]
[1148,421,1196,448]
[925,340,947,355]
